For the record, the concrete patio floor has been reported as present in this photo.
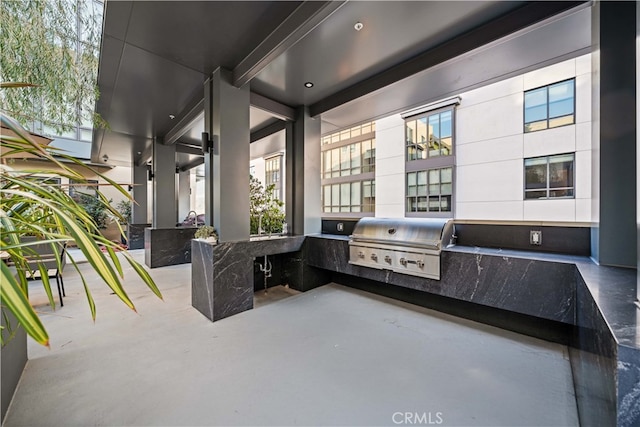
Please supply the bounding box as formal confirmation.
[4,249,578,426]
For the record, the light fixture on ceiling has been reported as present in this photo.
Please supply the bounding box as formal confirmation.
[169,114,175,120]
[354,21,363,31]
[304,82,314,88]
[102,154,109,162]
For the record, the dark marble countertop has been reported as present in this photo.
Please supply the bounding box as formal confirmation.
[452,246,639,349]
[313,236,639,350]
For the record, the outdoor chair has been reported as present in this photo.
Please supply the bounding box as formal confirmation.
[20,236,66,307]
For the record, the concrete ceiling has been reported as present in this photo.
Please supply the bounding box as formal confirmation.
[93,0,587,168]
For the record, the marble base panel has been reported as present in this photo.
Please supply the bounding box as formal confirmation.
[192,240,254,322]
[144,227,197,268]
[191,236,305,322]
[304,236,575,324]
[127,223,150,250]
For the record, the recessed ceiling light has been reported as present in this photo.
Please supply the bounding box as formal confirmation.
[304,82,314,88]
[169,114,175,120]
[354,22,363,31]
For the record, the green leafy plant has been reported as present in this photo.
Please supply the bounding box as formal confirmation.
[0,0,105,132]
[0,111,162,347]
[75,193,110,229]
[114,199,131,225]
[194,225,217,240]
[249,175,285,235]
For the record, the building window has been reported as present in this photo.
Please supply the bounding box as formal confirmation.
[524,79,575,133]
[322,180,375,213]
[524,153,574,199]
[406,167,452,213]
[406,109,453,161]
[321,139,375,179]
[321,122,375,146]
[265,154,282,201]
[321,121,376,217]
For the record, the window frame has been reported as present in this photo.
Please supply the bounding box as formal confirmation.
[321,122,376,218]
[523,153,575,200]
[403,104,457,217]
[405,106,455,163]
[264,153,283,201]
[405,167,454,218]
[523,78,576,133]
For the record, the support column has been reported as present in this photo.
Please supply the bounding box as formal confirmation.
[178,170,191,222]
[592,1,637,267]
[131,164,148,224]
[152,140,177,228]
[288,107,321,235]
[204,68,250,242]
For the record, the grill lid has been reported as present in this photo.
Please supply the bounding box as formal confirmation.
[350,217,455,250]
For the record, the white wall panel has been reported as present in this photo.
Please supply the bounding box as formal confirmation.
[575,73,592,124]
[575,198,592,223]
[575,53,591,76]
[523,58,576,90]
[456,201,523,221]
[456,93,522,145]
[375,171,405,212]
[376,155,405,177]
[575,150,592,200]
[523,125,576,158]
[375,117,404,160]
[457,76,522,108]
[456,134,523,166]
[375,204,405,218]
[456,160,523,202]
[576,122,592,152]
[524,199,576,221]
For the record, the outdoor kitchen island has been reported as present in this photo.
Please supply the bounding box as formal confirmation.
[191,231,639,426]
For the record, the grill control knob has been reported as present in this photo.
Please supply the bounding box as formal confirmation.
[358,251,365,259]
[417,260,424,269]
[371,253,378,261]
[384,255,392,264]
[399,258,407,266]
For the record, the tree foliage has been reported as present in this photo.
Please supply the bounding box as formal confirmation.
[249,175,285,235]
[0,0,104,132]
[1,112,162,347]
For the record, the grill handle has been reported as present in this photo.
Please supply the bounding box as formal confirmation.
[349,237,440,250]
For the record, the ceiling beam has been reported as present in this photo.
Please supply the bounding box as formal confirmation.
[164,96,204,145]
[308,1,587,117]
[135,143,154,167]
[233,1,346,87]
[250,92,296,122]
[176,143,204,156]
[179,157,204,172]
[250,120,287,143]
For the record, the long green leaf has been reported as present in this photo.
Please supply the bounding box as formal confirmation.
[122,253,163,300]
[0,262,49,347]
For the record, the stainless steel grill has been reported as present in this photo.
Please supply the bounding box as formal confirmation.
[348,217,455,280]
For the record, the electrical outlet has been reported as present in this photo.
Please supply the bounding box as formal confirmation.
[530,230,542,246]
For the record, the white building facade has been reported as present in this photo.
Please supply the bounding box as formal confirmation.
[325,54,593,224]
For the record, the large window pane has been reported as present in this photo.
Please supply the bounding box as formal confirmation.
[549,154,574,188]
[524,80,575,132]
[428,115,440,157]
[524,154,575,199]
[340,183,350,212]
[525,158,548,190]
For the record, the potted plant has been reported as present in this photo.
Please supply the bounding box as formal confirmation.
[194,225,218,244]
[114,199,131,245]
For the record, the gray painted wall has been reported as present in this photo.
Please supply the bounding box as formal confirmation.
[1,311,27,423]
[593,1,637,268]
[152,141,177,228]
[132,164,148,224]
